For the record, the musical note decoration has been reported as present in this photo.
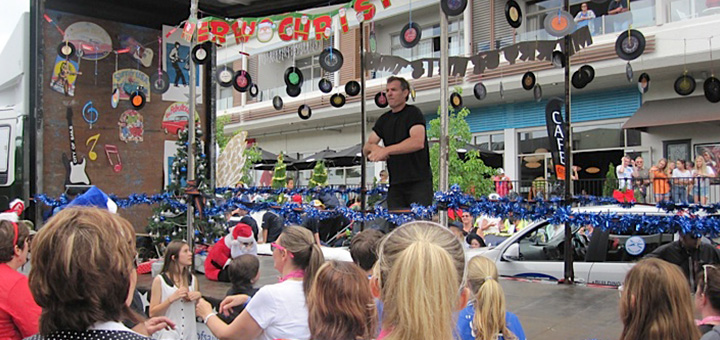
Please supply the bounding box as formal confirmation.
[86,134,100,161]
[104,145,122,172]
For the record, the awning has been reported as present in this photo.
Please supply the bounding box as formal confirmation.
[623,96,720,130]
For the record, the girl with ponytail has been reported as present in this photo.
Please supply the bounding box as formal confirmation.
[457,256,525,340]
[371,221,470,340]
[196,226,324,340]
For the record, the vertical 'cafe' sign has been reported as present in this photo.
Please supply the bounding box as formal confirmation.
[545,97,566,180]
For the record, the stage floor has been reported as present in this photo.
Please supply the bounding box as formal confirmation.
[137,255,622,340]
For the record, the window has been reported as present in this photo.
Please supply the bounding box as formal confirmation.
[518,130,551,154]
[473,133,505,151]
[510,222,585,262]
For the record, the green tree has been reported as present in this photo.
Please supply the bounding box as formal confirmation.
[308,161,328,188]
[427,104,495,197]
[603,163,617,197]
[272,153,288,189]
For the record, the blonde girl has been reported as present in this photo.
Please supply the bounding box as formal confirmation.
[457,256,525,340]
[150,241,201,340]
[371,221,470,340]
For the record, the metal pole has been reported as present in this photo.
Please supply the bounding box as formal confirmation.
[562,0,574,284]
[439,7,449,227]
[187,0,198,248]
[359,22,367,230]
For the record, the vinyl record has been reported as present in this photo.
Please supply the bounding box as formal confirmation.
[217,68,234,87]
[150,71,170,94]
[703,77,720,103]
[580,65,595,83]
[298,104,312,120]
[345,80,361,96]
[544,11,576,37]
[441,0,468,17]
[400,22,422,48]
[637,73,650,94]
[369,31,377,53]
[375,91,388,108]
[505,0,523,28]
[191,42,211,64]
[319,48,344,73]
[615,29,646,61]
[552,51,565,68]
[130,89,146,110]
[674,74,696,96]
[330,93,346,108]
[572,70,588,89]
[111,87,120,108]
[473,82,487,100]
[233,70,253,92]
[249,84,259,97]
[272,96,283,110]
[533,84,542,102]
[499,82,505,99]
[286,85,301,97]
[450,92,463,109]
[318,78,332,93]
[57,41,76,58]
[625,62,634,83]
[284,67,304,87]
[522,71,536,90]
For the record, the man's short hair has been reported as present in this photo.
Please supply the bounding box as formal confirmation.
[228,254,260,285]
[350,229,385,271]
[387,76,410,92]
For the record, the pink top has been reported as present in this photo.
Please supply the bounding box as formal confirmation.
[377,328,390,340]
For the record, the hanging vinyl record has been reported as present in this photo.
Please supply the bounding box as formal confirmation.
[474,82,487,100]
[450,92,463,109]
[111,87,120,108]
[552,50,565,68]
[272,96,283,110]
[233,70,253,92]
[674,74,696,96]
[298,104,312,120]
[637,73,650,94]
[572,69,589,89]
[191,42,211,64]
[522,72,536,90]
[704,77,720,103]
[580,65,595,83]
[544,11,576,37]
[505,0,523,28]
[249,84,259,97]
[533,84,542,102]
[217,67,234,88]
[375,92,388,108]
[319,48,344,73]
[615,30,646,61]
[499,82,505,99]
[345,80,361,96]
[286,85,301,97]
[400,22,422,48]
[150,71,170,94]
[330,93,346,108]
[318,78,332,93]
[130,89,146,110]
[441,0,468,17]
[284,67,304,87]
[369,31,377,53]
[625,62,634,83]
[57,41,76,58]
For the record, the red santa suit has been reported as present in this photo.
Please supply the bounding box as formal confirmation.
[204,223,257,281]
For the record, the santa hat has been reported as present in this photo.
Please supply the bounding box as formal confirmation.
[230,223,254,246]
[0,199,25,222]
[64,186,118,213]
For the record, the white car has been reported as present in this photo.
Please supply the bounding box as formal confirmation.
[465,204,682,286]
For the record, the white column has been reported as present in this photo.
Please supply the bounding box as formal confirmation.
[464,0,473,56]
[504,128,518,182]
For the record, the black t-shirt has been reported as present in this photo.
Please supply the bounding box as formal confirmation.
[240,215,259,241]
[608,0,628,12]
[262,211,284,243]
[372,104,431,185]
[302,215,319,234]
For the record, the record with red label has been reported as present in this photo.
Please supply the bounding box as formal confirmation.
[400,22,422,48]
[233,70,252,92]
[375,92,388,108]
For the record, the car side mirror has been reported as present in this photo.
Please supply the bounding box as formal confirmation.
[502,243,520,262]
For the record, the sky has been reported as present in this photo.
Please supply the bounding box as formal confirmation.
[0,0,30,51]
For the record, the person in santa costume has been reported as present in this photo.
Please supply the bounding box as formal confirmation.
[205,223,257,282]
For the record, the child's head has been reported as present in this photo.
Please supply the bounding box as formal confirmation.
[372,221,468,340]
[228,254,260,287]
[467,256,513,340]
[349,229,384,272]
[308,261,377,340]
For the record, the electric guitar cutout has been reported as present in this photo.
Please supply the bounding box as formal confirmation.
[63,107,91,185]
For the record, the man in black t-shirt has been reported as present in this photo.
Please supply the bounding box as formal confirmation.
[261,211,284,243]
[363,76,432,210]
[607,0,630,31]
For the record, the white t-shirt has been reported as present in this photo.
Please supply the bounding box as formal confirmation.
[245,279,310,340]
[617,165,634,189]
[693,166,717,187]
[476,215,502,234]
[672,169,692,181]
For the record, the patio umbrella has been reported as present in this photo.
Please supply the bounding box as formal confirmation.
[429,140,503,168]
[325,144,363,167]
[253,148,298,171]
[292,148,337,170]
